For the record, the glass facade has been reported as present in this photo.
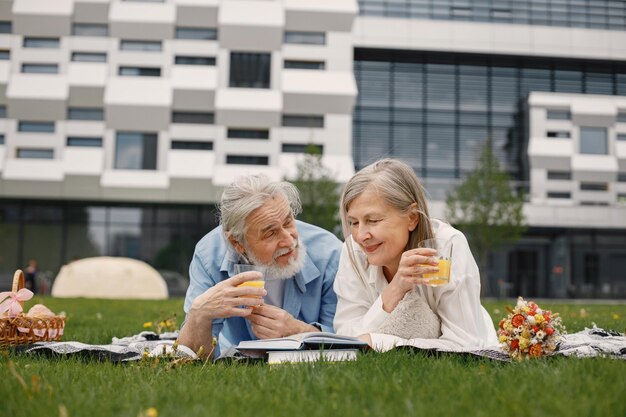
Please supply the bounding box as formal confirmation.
[353,49,626,190]
[354,48,626,297]
[0,200,219,292]
[358,0,626,31]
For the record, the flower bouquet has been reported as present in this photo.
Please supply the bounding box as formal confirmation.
[499,297,565,360]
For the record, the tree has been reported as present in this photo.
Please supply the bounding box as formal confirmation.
[446,141,526,296]
[288,144,341,235]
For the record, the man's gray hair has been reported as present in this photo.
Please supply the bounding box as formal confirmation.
[219,174,302,244]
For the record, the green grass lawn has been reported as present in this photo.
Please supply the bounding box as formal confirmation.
[2,297,625,417]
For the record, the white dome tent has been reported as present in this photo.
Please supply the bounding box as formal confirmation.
[51,257,168,299]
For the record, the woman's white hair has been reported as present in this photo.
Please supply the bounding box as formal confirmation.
[219,174,302,245]
[340,158,434,281]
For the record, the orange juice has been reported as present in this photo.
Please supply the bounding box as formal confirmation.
[238,280,265,289]
[421,259,451,286]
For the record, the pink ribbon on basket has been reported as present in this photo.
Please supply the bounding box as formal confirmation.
[0,289,34,317]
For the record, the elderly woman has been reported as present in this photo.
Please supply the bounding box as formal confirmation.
[333,158,497,351]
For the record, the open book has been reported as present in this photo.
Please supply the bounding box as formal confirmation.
[236,332,368,355]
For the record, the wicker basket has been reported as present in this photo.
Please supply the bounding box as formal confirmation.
[0,269,66,347]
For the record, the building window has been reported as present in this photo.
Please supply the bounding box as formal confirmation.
[119,66,161,77]
[226,155,269,165]
[617,134,626,141]
[282,115,324,128]
[72,23,108,37]
[23,37,60,48]
[284,60,325,70]
[580,127,608,155]
[68,108,104,121]
[618,112,626,123]
[227,129,269,139]
[17,148,54,159]
[115,132,157,170]
[0,50,9,60]
[171,112,214,124]
[451,7,472,18]
[0,134,5,145]
[67,137,103,147]
[120,40,162,52]
[171,140,213,151]
[491,9,512,19]
[18,121,55,133]
[21,64,59,74]
[0,106,5,118]
[547,191,571,199]
[229,52,271,89]
[617,173,626,182]
[547,171,571,180]
[0,21,11,33]
[71,52,107,63]
[284,31,325,45]
[282,143,324,154]
[580,182,608,192]
[547,110,571,120]
[547,131,570,138]
[583,253,599,284]
[175,27,217,40]
[580,201,609,206]
[174,56,216,66]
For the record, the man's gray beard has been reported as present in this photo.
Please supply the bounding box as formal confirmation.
[244,240,307,280]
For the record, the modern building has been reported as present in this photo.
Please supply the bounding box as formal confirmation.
[0,0,624,298]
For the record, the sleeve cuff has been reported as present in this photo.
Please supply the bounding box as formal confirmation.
[361,296,390,332]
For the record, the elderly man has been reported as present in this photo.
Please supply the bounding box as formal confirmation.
[178,174,342,358]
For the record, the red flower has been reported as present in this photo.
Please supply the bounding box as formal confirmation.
[499,319,505,329]
[529,344,543,357]
[545,327,554,335]
[543,313,551,323]
[532,325,539,333]
[511,314,525,327]
[510,339,519,350]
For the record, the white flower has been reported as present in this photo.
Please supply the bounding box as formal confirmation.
[527,316,536,325]
[536,308,543,315]
[536,330,546,339]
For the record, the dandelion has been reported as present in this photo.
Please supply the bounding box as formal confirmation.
[143,322,153,329]
[612,313,620,320]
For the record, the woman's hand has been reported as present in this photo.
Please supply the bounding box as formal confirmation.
[381,248,439,313]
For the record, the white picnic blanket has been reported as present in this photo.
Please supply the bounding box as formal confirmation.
[21,331,197,362]
[18,326,626,362]
[374,326,626,361]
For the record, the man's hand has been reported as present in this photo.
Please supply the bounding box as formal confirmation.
[177,272,266,358]
[188,271,267,321]
[247,305,319,339]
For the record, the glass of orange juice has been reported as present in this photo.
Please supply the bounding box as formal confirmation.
[233,264,265,299]
[417,238,452,286]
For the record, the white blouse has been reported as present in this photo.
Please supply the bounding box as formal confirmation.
[333,219,499,351]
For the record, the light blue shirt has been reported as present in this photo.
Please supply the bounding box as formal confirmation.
[183,221,342,357]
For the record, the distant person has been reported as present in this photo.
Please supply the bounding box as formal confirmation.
[178,174,342,358]
[333,158,498,350]
[24,259,38,293]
